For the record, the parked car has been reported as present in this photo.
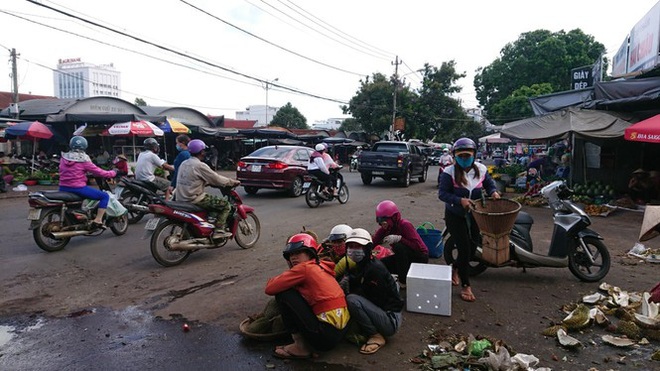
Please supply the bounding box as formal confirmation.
[492,149,504,159]
[358,141,429,187]
[236,145,313,197]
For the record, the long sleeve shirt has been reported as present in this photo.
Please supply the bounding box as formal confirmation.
[173,157,235,203]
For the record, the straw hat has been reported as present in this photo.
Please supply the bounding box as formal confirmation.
[117,154,127,161]
[639,205,660,241]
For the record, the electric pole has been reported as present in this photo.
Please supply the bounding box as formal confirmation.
[10,48,19,119]
[391,56,402,139]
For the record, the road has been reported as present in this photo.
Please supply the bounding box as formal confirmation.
[0,168,657,370]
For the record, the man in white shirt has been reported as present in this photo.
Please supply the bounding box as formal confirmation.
[135,138,174,192]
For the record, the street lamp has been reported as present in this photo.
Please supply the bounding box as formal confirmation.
[265,78,278,126]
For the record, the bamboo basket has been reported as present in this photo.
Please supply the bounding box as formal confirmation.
[471,198,521,265]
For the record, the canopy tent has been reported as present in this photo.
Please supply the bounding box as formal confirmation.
[624,113,660,143]
[478,132,510,144]
[500,108,632,140]
[46,113,166,124]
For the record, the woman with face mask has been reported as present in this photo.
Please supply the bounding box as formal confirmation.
[167,134,191,200]
[339,228,403,355]
[438,137,500,302]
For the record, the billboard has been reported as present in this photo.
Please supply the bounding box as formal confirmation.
[628,1,660,74]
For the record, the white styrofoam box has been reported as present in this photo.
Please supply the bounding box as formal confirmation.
[406,263,452,316]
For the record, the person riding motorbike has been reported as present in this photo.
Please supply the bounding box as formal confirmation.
[58,136,117,230]
[173,139,240,238]
[320,143,340,194]
[135,138,174,195]
[166,134,191,200]
[308,143,336,196]
[438,137,500,302]
[438,148,453,168]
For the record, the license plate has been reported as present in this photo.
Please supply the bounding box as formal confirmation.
[302,182,311,188]
[27,208,42,220]
[251,165,261,172]
[372,171,384,175]
[114,186,124,198]
[144,217,160,230]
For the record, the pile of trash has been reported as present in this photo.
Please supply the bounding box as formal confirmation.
[541,283,659,358]
[628,243,660,263]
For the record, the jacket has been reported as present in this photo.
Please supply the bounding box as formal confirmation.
[265,259,347,315]
[59,151,116,188]
[438,162,497,217]
[373,218,428,255]
[346,258,403,313]
[173,157,235,203]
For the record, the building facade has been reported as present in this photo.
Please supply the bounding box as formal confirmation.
[53,58,121,99]
[235,105,278,127]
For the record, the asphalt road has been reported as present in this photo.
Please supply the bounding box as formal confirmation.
[0,168,657,370]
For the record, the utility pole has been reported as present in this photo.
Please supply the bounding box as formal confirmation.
[10,48,20,120]
[391,56,402,140]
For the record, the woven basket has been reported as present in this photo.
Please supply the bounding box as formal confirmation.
[239,318,289,341]
[471,198,521,236]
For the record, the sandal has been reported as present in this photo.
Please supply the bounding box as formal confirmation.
[460,286,476,302]
[273,345,314,359]
[359,333,386,355]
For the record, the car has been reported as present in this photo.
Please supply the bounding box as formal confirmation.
[236,145,313,197]
[492,149,504,159]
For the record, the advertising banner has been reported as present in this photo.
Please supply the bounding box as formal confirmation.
[628,1,660,74]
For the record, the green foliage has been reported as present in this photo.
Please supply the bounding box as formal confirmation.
[270,102,308,129]
[134,97,147,106]
[339,118,361,132]
[342,73,398,135]
[30,170,52,180]
[489,83,554,123]
[474,29,606,124]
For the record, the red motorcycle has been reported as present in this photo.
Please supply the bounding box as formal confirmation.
[144,186,260,267]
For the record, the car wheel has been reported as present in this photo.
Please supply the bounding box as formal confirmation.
[244,186,258,195]
[419,166,428,183]
[289,177,304,197]
[399,169,411,187]
[361,172,372,185]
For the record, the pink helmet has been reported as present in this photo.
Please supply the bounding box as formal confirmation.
[376,200,400,219]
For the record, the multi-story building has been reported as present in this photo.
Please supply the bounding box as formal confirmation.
[53,58,121,99]
[235,105,278,127]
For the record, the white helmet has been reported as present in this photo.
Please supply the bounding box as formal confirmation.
[345,228,373,246]
[327,224,353,242]
[315,143,326,151]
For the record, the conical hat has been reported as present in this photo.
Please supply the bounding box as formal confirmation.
[639,205,660,241]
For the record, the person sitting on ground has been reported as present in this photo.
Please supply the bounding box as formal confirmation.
[307,143,335,196]
[338,228,403,355]
[174,139,239,237]
[135,138,174,193]
[58,136,117,229]
[166,134,191,200]
[265,233,350,359]
[373,200,429,288]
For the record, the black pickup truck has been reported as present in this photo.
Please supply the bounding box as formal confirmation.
[357,141,430,187]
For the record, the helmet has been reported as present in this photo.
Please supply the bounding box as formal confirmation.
[283,233,320,261]
[188,139,207,155]
[315,143,326,151]
[144,138,159,151]
[327,224,353,243]
[452,137,477,156]
[69,136,88,151]
[443,148,449,153]
[376,200,400,225]
[345,228,374,256]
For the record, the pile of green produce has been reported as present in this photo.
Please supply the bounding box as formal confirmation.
[570,181,616,204]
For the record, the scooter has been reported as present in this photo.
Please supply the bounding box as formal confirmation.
[349,154,359,172]
[27,178,129,252]
[303,167,349,208]
[144,186,260,267]
[443,180,611,282]
[114,177,164,224]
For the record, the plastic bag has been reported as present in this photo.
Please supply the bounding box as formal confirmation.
[105,191,127,217]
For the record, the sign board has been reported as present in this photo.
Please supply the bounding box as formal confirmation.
[394,117,405,131]
[571,65,593,90]
[628,1,660,74]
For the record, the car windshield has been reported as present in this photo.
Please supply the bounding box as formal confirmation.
[248,147,291,158]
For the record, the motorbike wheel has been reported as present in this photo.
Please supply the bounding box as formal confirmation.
[305,187,322,208]
[120,190,147,224]
[337,184,349,204]
[109,214,129,235]
[568,236,610,282]
[150,220,191,267]
[33,209,70,252]
[234,212,261,249]
[443,236,488,276]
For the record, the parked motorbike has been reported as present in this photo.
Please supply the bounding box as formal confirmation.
[443,180,610,282]
[303,167,349,208]
[349,155,358,172]
[27,178,129,252]
[115,177,164,224]
[144,186,260,267]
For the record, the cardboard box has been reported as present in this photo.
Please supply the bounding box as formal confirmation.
[406,263,452,316]
[481,234,510,265]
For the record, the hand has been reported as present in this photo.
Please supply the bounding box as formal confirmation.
[233,180,241,187]
[460,198,474,210]
[339,275,350,295]
[491,192,501,200]
[383,234,402,245]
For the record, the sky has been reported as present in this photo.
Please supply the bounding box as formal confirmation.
[1,0,658,123]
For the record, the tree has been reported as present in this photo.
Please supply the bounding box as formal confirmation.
[489,83,554,123]
[270,102,308,129]
[342,73,402,136]
[474,29,606,124]
[339,118,361,132]
[134,97,147,106]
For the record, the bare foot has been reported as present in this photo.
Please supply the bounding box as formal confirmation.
[452,268,459,286]
[274,344,313,359]
[460,286,476,302]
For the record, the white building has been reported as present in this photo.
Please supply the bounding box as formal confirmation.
[53,58,121,99]
[236,105,278,127]
[311,118,346,131]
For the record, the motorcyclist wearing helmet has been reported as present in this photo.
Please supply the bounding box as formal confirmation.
[438,148,453,168]
[174,139,240,237]
[438,137,500,302]
[373,200,428,287]
[308,143,336,196]
[265,233,350,359]
[166,134,191,200]
[59,136,117,229]
[320,143,340,195]
[339,228,403,355]
[135,137,174,194]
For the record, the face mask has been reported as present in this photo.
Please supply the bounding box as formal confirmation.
[456,156,474,168]
[175,144,182,152]
[346,247,366,263]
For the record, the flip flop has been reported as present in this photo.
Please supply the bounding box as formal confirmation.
[359,334,386,355]
[273,346,314,360]
[460,287,476,302]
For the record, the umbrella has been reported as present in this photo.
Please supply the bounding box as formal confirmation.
[479,132,511,144]
[5,121,53,174]
[624,114,660,143]
[107,121,164,162]
[73,123,108,137]
[159,119,190,161]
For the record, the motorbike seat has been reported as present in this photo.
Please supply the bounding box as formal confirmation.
[131,179,161,192]
[35,191,84,202]
[515,211,534,225]
[163,200,205,213]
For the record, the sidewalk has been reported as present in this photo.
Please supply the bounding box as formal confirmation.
[0,184,59,200]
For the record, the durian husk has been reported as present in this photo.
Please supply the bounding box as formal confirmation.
[644,328,660,341]
[557,328,582,349]
[245,316,272,334]
[562,303,591,331]
[634,313,660,329]
[616,320,641,340]
[542,324,566,337]
[602,334,635,347]
[614,307,635,321]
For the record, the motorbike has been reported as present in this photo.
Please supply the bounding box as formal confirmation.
[114,177,164,224]
[27,178,129,252]
[144,186,260,267]
[303,166,349,208]
[349,154,358,172]
[443,180,610,282]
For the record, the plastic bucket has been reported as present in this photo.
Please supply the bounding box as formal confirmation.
[416,222,443,258]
